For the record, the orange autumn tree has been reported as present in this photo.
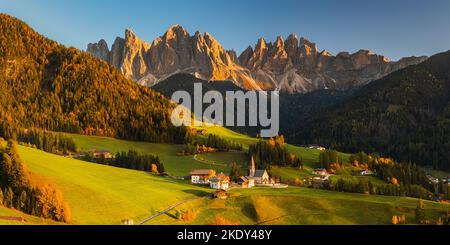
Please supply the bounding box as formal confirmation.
[0,140,71,222]
[151,164,159,174]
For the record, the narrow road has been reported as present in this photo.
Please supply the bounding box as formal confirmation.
[138,195,210,225]
[193,154,228,167]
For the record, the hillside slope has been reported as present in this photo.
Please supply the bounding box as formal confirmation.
[290,51,450,170]
[0,206,59,225]
[0,13,186,143]
[16,145,211,224]
[14,144,449,225]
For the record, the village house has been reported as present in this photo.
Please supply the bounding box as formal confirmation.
[358,169,375,176]
[92,150,114,159]
[308,145,326,151]
[210,173,230,190]
[313,168,328,176]
[238,176,255,188]
[190,169,214,184]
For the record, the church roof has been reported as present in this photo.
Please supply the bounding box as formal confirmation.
[254,170,267,178]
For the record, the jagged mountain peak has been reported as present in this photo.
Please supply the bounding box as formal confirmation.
[275,35,284,43]
[286,33,299,41]
[87,28,427,94]
[256,37,267,48]
[163,24,190,40]
[299,37,315,47]
[125,28,135,35]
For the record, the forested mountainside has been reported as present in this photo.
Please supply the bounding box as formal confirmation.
[153,73,351,137]
[0,14,187,143]
[289,51,450,170]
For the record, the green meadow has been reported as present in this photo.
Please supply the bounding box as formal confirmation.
[0,206,59,225]
[67,124,338,179]
[17,145,212,224]
[148,187,450,225]
[2,126,447,225]
[68,133,230,176]
[1,143,446,225]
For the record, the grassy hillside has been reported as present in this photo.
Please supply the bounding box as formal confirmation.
[66,124,349,180]
[68,133,231,176]
[11,143,450,225]
[193,124,258,150]
[0,206,59,225]
[17,145,212,224]
[148,187,450,225]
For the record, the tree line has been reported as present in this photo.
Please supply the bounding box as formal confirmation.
[318,151,439,200]
[83,150,165,174]
[328,177,433,200]
[0,140,70,222]
[248,137,303,170]
[319,149,343,173]
[180,134,243,155]
[16,128,77,155]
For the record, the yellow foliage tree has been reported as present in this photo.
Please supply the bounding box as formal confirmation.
[391,177,399,185]
[151,164,159,174]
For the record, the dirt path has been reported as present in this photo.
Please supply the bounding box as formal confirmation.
[193,154,228,167]
[138,195,210,225]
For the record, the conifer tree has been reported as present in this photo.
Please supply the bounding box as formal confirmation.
[415,199,426,224]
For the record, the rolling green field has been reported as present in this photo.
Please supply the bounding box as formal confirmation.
[66,129,330,179]
[193,124,258,150]
[67,124,347,180]
[4,144,448,225]
[148,187,450,225]
[16,145,212,224]
[4,126,445,225]
[68,133,230,176]
[0,206,59,225]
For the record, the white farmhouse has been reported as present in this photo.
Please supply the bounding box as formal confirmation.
[210,173,230,190]
[190,169,213,184]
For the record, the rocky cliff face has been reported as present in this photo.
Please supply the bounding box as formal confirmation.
[238,35,427,93]
[87,26,427,93]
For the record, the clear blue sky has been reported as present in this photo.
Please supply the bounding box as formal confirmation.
[1,0,450,60]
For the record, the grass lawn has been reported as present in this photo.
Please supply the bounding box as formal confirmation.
[329,175,387,185]
[151,187,450,225]
[199,152,248,167]
[68,133,230,176]
[62,125,354,183]
[193,124,258,150]
[17,145,212,224]
[12,141,450,225]
[270,166,315,183]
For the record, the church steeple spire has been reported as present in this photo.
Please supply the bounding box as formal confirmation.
[250,156,255,177]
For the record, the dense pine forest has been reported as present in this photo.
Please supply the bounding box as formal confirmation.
[83,150,165,174]
[0,140,70,222]
[0,14,187,144]
[17,128,77,155]
[290,51,450,171]
[248,136,303,170]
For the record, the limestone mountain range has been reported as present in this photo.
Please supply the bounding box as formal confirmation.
[87,25,427,93]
